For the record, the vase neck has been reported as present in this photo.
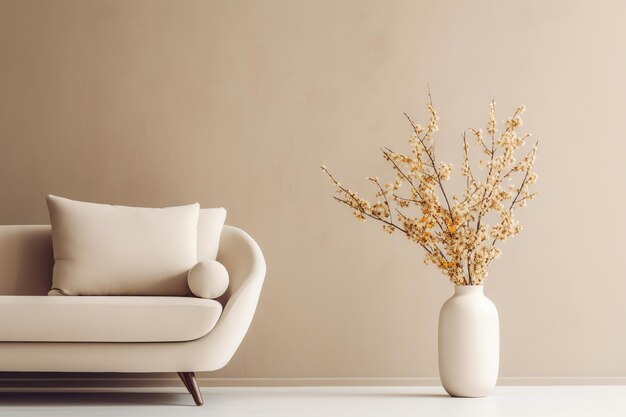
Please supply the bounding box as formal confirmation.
[454,285,484,296]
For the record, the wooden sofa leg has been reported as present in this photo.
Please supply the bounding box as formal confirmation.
[177,372,191,391]
[177,372,204,406]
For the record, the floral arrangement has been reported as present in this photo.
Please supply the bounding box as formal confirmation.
[321,95,538,285]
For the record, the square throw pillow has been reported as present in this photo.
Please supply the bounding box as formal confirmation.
[198,208,227,262]
[47,195,200,296]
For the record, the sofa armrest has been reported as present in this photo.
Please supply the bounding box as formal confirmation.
[199,225,266,369]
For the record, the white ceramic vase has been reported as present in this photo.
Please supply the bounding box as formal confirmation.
[438,285,499,397]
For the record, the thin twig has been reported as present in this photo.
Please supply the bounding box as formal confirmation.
[402,114,455,222]
[369,177,394,226]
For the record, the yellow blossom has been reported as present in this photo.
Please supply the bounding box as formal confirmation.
[322,97,538,286]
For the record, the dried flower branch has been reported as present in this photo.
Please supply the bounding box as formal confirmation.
[322,98,538,285]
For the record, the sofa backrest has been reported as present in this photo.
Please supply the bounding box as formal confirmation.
[0,224,245,298]
[0,225,54,295]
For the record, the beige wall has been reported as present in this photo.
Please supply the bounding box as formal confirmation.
[0,0,624,381]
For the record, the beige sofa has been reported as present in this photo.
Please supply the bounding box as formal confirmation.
[0,224,266,405]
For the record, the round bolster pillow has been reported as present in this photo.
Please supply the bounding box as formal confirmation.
[187,261,230,299]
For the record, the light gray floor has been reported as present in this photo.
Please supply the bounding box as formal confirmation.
[0,386,624,417]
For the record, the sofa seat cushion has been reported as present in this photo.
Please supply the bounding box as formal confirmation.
[0,296,222,342]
